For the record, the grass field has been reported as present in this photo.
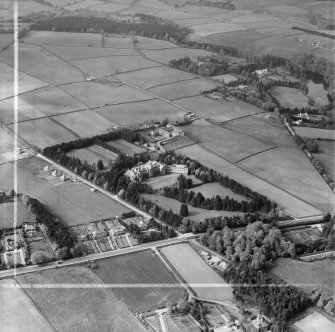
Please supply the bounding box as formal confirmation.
[0,62,48,100]
[97,99,186,126]
[53,111,116,137]
[106,139,146,155]
[67,144,118,165]
[175,97,265,122]
[0,127,14,153]
[190,22,246,37]
[0,200,36,228]
[163,136,196,150]
[17,266,146,332]
[294,310,335,332]
[294,127,335,140]
[141,194,242,222]
[0,86,86,124]
[97,250,183,311]
[59,82,154,108]
[0,43,84,84]
[313,152,334,181]
[144,173,180,190]
[0,279,53,332]
[148,79,217,100]
[0,157,130,226]
[211,74,238,83]
[271,258,335,296]
[115,66,198,89]
[239,147,335,213]
[161,243,234,302]
[189,183,246,202]
[269,86,310,109]
[136,36,178,49]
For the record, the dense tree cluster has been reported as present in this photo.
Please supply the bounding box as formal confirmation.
[185,0,235,9]
[22,195,74,257]
[223,262,310,322]
[292,26,335,40]
[201,222,295,269]
[310,289,335,316]
[294,135,318,153]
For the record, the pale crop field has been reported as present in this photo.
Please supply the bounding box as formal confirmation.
[17,266,146,332]
[161,243,234,302]
[294,310,335,332]
[0,279,53,332]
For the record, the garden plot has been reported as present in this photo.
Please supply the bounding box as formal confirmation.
[43,44,138,60]
[0,86,86,124]
[52,111,116,137]
[70,56,159,77]
[115,66,198,89]
[0,43,84,84]
[97,99,186,126]
[97,250,183,311]
[17,266,146,332]
[190,22,246,37]
[0,62,48,100]
[0,279,53,332]
[58,82,154,108]
[161,243,234,302]
[175,97,263,122]
[239,147,335,214]
[141,47,213,64]
[106,139,146,155]
[148,79,217,100]
[269,86,310,109]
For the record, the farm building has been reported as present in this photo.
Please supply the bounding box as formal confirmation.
[24,223,37,237]
[109,225,126,236]
[255,69,268,77]
[208,256,221,266]
[124,160,167,182]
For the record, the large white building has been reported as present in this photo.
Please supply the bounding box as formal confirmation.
[169,164,189,175]
[124,160,167,182]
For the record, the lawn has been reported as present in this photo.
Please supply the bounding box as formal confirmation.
[269,86,310,109]
[0,43,84,85]
[106,139,146,155]
[148,78,217,100]
[271,258,335,296]
[141,193,242,222]
[0,279,53,332]
[96,250,183,311]
[53,110,116,137]
[0,62,48,100]
[59,82,154,108]
[115,66,198,89]
[17,266,146,332]
[239,147,335,214]
[0,86,86,124]
[144,173,180,190]
[161,243,234,302]
[66,145,118,165]
[294,310,335,332]
[97,99,186,126]
[0,200,36,228]
[294,127,335,140]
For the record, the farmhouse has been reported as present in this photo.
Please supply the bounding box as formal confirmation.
[109,225,126,236]
[24,223,37,237]
[124,160,167,182]
[255,68,268,77]
[208,256,221,266]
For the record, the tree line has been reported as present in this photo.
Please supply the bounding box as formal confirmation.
[292,26,335,40]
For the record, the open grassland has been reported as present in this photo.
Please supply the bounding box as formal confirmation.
[97,250,183,311]
[0,200,36,228]
[43,44,138,60]
[175,97,265,122]
[115,66,198,89]
[67,145,118,165]
[12,118,77,150]
[141,194,242,222]
[176,145,322,217]
[71,56,159,77]
[141,47,213,64]
[182,120,273,162]
[0,157,130,226]
[53,111,116,137]
[97,99,186,126]
[294,127,335,140]
[106,139,146,155]
[0,86,86,124]
[0,279,53,332]
[271,258,335,296]
[161,243,234,302]
[59,82,154,108]
[189,183,247,202]
[17,266,146,332]
[269,86,310,109]
[294,310,335,332]
[190,23,246,37]
[0,62,48,100]
[148,79,217,100]
[0,43,84,84]
[239,147,335,213]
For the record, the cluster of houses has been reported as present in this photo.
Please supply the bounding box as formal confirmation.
[150,123,184,139]
[43,165,70,182]
[124,160,189,182]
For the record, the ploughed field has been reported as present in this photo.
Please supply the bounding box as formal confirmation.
[96,250,184,311]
